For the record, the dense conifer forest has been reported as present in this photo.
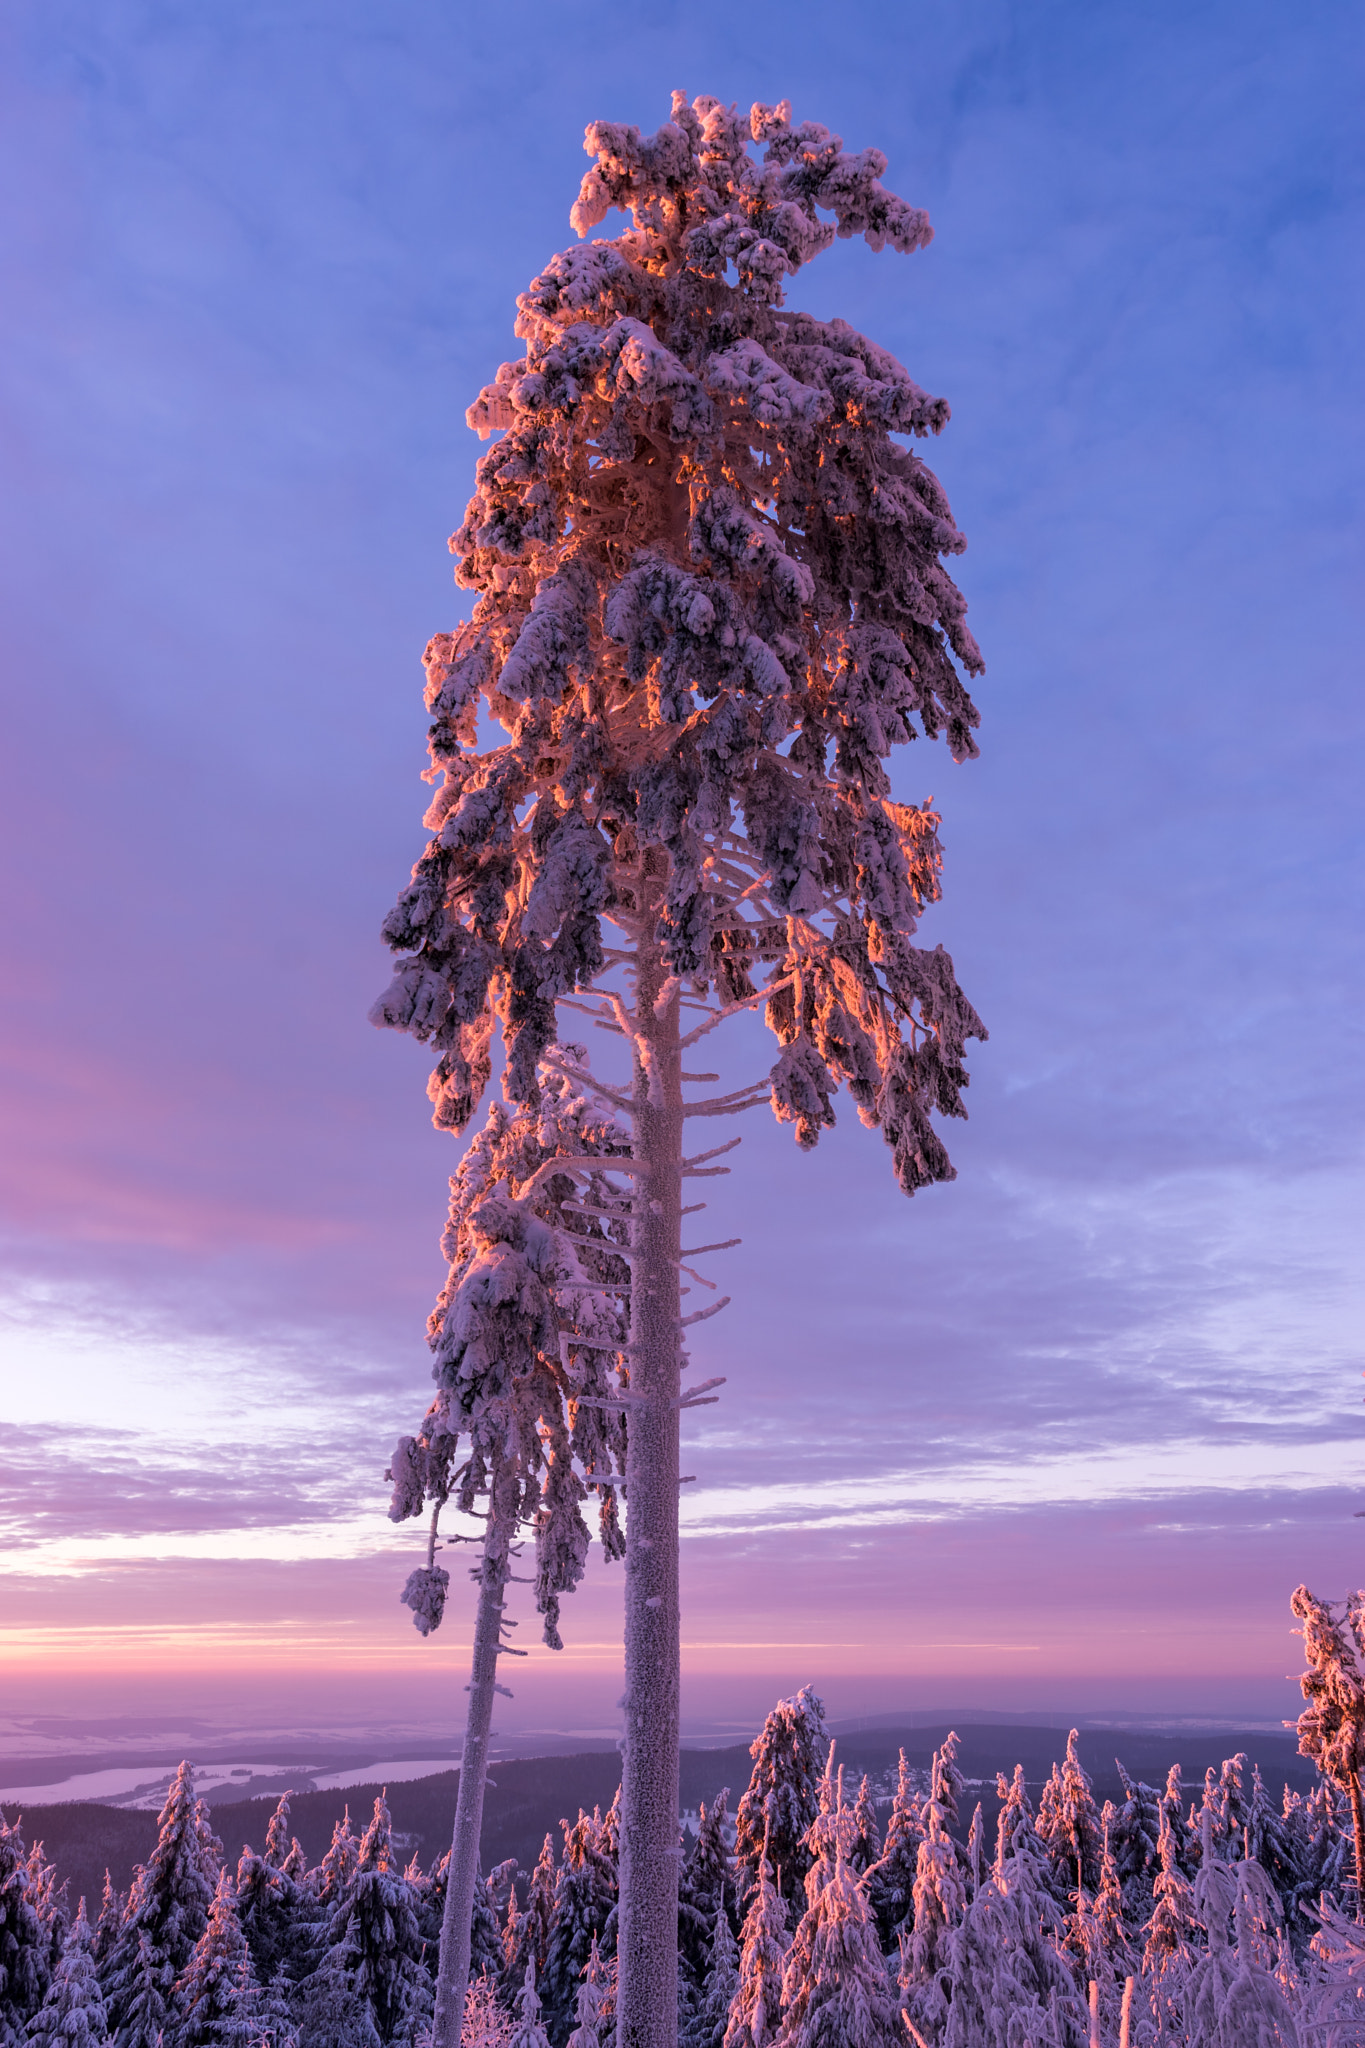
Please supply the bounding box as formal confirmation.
[4,1686,1363,2046]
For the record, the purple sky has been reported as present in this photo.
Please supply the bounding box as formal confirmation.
[1,0,1362,1742]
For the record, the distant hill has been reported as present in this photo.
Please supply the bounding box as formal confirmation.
[5,1721,1315,1917]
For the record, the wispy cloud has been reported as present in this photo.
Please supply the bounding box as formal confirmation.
[0,1421,382,1555]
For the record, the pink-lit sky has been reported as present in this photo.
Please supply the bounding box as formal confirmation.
[1,0,1362,1745]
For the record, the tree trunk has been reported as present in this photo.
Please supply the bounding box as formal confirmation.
[1350,1767,1365,1924]
[616,871,683,2048]
[431,1452,517,2048]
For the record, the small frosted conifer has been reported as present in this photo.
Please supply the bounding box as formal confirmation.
[865,1753,922,1949]
[1186,1851,1300,2048]
[1292,1584,1365,1918]
[263,1801,293,1875]
[1036,1731,1102,1898]
[104,1765,220,2048]
[501,1892,524,1983]
[372,86,985,2048]
[312,1813,360,1908]
[679,1794,734,1992]
[1219,1754,1255,1856]
[774,1791,900,2048]
[108,1937,167,2048]
[722,1828,786,2048]
[177,1868,258,2048]
[908,1798,966,1976]
[236,1833,311,1995]
[23,1846,67,1989]
[1245,1768,1299,1925]
[681,1908,737,2048]
[90,1878,122,1972]
[927,1733,964,1839]
[249,1971,299,2048]
[1065,1811,1135,2040]
[26,1901,107,2048]
[847,1781,880,1878]
[991,1767,1059,1918]
[421,1852,505,1996]
[302,1798,425,2048]
[1092,1811,1136,1978]
[463,1972,514,2048]
[508,1965,552,2048]
[0,1810,50,2041]
[542,1813,617,2039]
[735,1691,830,1910]
[518,1839,558,1990]
[938,1841,1088,2048]
[899,1798,965,2043]
[1294,1781,1353,1920]
[1109,1762,1162,1910]
[1141,1802,1200,1982]
[470,1876,508,1992]
[1192,1768,1229,1871]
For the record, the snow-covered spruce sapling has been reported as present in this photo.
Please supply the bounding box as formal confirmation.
[27,1900,107,2048]
[371,92,985,2048]
[1037,1730,1102,1900]
[0,1809,50,2039]
[679,1906,737,2048]
[865,1751,924,1949]
[722,1823,787,2048]
[847,1778,881,1877]
[177,1866,259,2048]
[102,1762,221,2048]
[898,1793,965,2045]
[733,1690,830,1912]
[509,1964,553,2048]
[463,1971,516,2048]
[1109,1762,1162,1913]
[24,1841,68,1991]
[1291,1584,1365,1921]
[775,1775,902,2048]
[311,1811,359,1908]
[543,1810,618,2037]
[1186,1832,1301,2048]
[679,1793,734,1995]
[301,1795,426,2048]
[90,1874,123,1972]
[386,1052,632,2043]
[937,1839,1089,2048]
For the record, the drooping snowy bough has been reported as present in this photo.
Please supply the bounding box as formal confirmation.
[386,1050,632,2042]
[374,90,985,2048]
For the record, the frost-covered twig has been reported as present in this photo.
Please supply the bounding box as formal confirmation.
[681,1295,731,1328]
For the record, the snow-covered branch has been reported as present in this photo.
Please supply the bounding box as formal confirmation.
[678,980,795,1049]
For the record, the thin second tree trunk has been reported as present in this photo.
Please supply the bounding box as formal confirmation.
[1349,1767,1365,1923]
[616,873,683,2048]
[431,1451,517,2048]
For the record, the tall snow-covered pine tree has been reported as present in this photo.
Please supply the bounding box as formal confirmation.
[372,92,985,2048]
